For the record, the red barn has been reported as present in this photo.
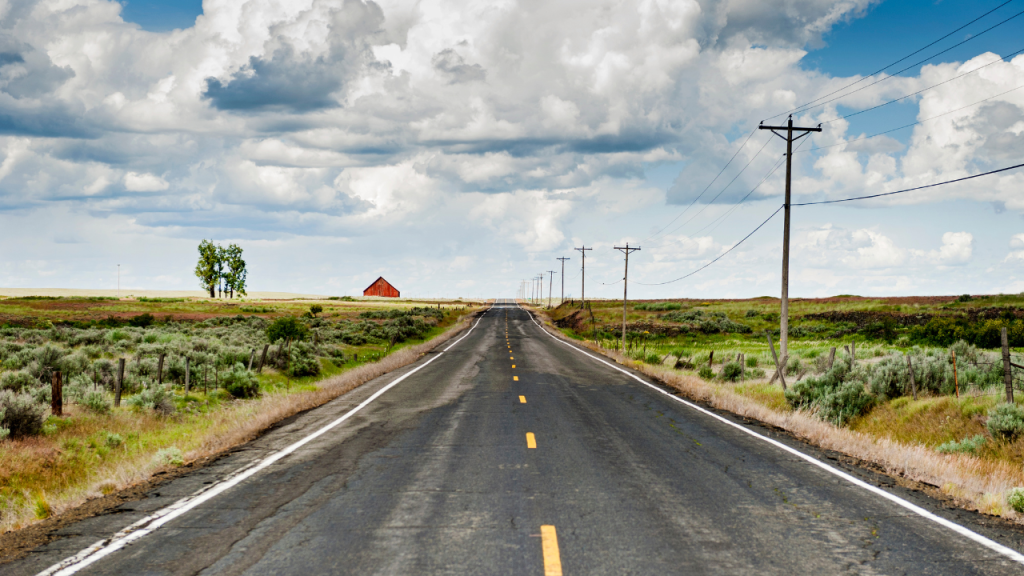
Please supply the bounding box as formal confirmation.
[363,276,400,298]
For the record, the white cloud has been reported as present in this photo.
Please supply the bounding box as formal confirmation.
[123,172,170,192]
[928,231,972,266]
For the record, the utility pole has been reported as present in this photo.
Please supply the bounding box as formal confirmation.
[759,115,821,359]
[556,257,570,305]
[546,271,556,308]
[614,243,641,354]
[537,274,544,304]
[574,246,592,302]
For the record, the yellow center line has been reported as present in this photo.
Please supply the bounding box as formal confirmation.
[540,525,562,576]
[512,364,515,368]
[519,395,526,403]
[513,376,519,381]
[510,356,514,360]
[526,432,537,449]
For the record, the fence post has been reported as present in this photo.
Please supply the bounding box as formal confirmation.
[258,344,269,373]
[248,349,256,371]
[739,353,745,384]
[851,342,856,366]
[766,332,787,390]
[1003,327,1013,403]
[185,357,191,394]
[51,371,63,417]
[951,350,959,399]
[827,347,836,370]
[708,350,714,367]
[906,354,917,400]
[157,353,165,384]
[115,358,125,407]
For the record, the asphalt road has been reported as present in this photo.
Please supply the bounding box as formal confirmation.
[9,301,1024,575]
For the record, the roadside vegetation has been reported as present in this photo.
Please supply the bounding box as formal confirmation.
[0,296,478,532]
[543,294,1024,521]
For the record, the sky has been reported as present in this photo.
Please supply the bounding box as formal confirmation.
[1,0,1023,299]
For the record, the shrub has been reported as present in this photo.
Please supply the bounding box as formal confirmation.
[82,390,111,414]
[267,316,310,343]
[744,309,760,318]
[287,343,321,378]
[936,435,986,455]
[722,362,743,382]
[634,302,682,311]
[103,431,123,448]
[1007,488,1024,513]
[987,403,1024,440]
[222,363,259,398]
[746,356,758,368]
[785,363,875,426]
[128,313,155,328]
[309,304,324,318]
[698,366,714,380]
[0,370,36,392]
[957,294,973,303]
[0,390,47,437]
[127,385,174,414]
[152,447,184,467]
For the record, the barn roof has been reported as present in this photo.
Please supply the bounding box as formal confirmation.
[363,276,395,292]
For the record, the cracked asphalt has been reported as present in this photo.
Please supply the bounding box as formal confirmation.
[6,301,1024,575]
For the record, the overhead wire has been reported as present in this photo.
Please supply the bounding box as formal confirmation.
[792,161,1024,206]
[634,205,784,286]
[643,128,759,243]
[767,0,1020,121]
[802,82,1024,153]
[824,46,1024,125]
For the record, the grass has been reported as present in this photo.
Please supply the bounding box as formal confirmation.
[0,301,482,533]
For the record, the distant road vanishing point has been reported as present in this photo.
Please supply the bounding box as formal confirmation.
[11,299,1024,575]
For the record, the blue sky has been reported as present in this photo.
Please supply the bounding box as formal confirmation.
[1,0,1023,299]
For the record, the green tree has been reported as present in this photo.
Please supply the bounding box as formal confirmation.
[223,244,247,298]
[195,240,220,298]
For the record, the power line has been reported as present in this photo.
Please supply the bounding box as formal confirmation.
[768,0,1020,121]
[823,46,1024,126]
[635,205,784,286]
[644,128,759,242]
[658,135,775,238]
[792,161,1024,206]
[803,82,1024,153]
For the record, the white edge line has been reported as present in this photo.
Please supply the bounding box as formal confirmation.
[523,305,1024,566]
[41,314,486,576]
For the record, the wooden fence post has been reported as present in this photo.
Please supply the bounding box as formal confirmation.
[248,349,256,371]
[51,371,62,416]
[906,354,917,400]
[708,350,714,367]
[185,357,191,394]
[115,358,125,407]
[258,344,269,373]
[739,353,745,384]
[827,347,836,370]
[951,350,959,399]
[766,332,787,390]
[1002,327,1013,403]
[157,353,165,384]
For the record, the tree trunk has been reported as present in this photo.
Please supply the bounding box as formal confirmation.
[209,284,215,298]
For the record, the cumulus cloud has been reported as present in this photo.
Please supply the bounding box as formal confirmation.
[0,0,1015,295]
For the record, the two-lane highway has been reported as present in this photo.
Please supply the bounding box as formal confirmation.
[9,300,1024,575]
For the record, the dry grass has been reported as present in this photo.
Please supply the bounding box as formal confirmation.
[0,313,478,534]
[532,309,1024,524]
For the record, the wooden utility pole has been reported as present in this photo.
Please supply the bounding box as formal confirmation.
[557,257,570,305]
[1002,327,1013,403]
[574,246,592,302]
[614,243,641,354]
[51,372,63,417]
[546,271,556,308]
[759,116,821,359]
